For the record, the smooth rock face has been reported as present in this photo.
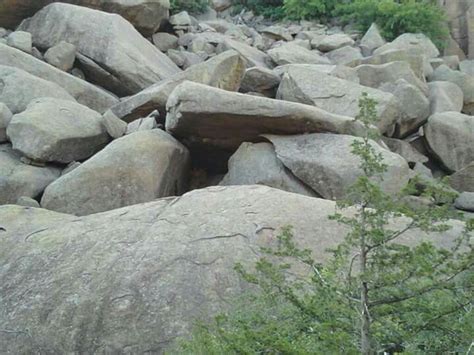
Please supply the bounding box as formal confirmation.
[7,98,109,163]
[102,109,126,139]
[360,23,386,55]
[454,192,474,211]
[1,185,464,354]
[217,38,271,68]
[268,43,331,65]
[428,81,464,114]
[0,65,75,114]
[0,144,60,204]
[449,162,474,192]
[0,44,118,113]
[316,33,355,52]
[382,137,429,165]
[44,41,76,72]
[425,112,474,172]
[152,32,178,52]
[265,134,410,200]
[111,50,245,122]
[240,67,281,95]
[6,30,32,53]
[19,3,180,96]
[277,66,400,134]
[0,103,13,142]
[459,60,474,76]
[166,81,365,150]
[374,33,440,58]
[274,64,360,83]
[327,45,362,65]
[220,142,317,197]
[41,130,190,216]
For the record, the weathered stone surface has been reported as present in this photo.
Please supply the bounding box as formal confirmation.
[459,59,474,76]
[16,195,40,207]
[316,33,354,52]
[454,191,474,211]
[1,184,465,354]
[268,43,330,65]
[0,0,170,36]
[360,23,386,55]
[261,25,293,42]
[7,98,109,163]
[449,162,474,192]
[277,66,400,134]
[425,112,474,172]
[382,137,429,165]
[374,33,440,58]
[0,44,118,113]
[0,65,75,114]
[41,130,190,215]
[166,81,365,150]
[438,0,473,58]
[126,115,158,134]
[152,32,179,52]
[327,45,362,65]
[431,64,474,113]
[264,134,409,200]
[111,50,245,122]
[6,30,32,53]
[217,38,271,68]
[0,103,13,143]
[0,144,60,204]
[274,64,359,83]
[19,3,181,96]
[210,0,232,11]
[102,109,127,139]
[220,142,316,196]
[428,81,464,114]
[44,41,76,72]
[240,67,281,95]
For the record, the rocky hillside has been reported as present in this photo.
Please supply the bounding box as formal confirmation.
[0,1,473,353]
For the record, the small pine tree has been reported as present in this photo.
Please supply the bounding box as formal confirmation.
[174,93,474,354]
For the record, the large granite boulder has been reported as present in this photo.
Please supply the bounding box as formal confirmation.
[220,142,317,197]
[0,0,170,36]
[449,162,474,192]
[360,23,386,55]
[19,3,180,96]
[110,50,245,122]
[7,98,110,163]
[166,81,365,150]
[276,66,400,134]
[41,130,190,215]
[425,112,474,172]
[1,185,464,353]
[264,134,410,200]
[374,33,440,58]
[0,65,75,114]
[0,144,60,204]
[267,43,331,65]
[216,38,271,68]
[0,103,13,143]
[428,81,464,114]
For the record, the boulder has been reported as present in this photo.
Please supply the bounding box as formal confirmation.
[428,81,464,114]
[0,0,170,37]
[7,98,110,163]
[6,31,32,53]
[19,3,181,96]
[315,33,355,52]
[264,133,410,200]
[431,64,474,114]
[210,0,232,12]
[0,44,118,113]
[217,38,271,68]
[449,162,474,192]
[360,23,386,55]
[425,112,474,172]
[0,184,465,354]
[240,67,281,96]
[44,41,76,72]
[126,116,157,134]
[166,81,365,150]
[267,43,331,65]
[459,59,474,76]
[0,65,75,114]
[41,130,190,216]
[0,103,13,143]
[327,45,363,65]
[0,144,60,204]
[454,192,474,212]
[382,137,429,165]
[276,66,400,134]
[274,64,359,83]
[110,50,246,122]
[261,25,293,42]
[16,195,41,208]
[220,142,316,197]
[152,32,179,52]
[102,109,127,139]
[373,33,440,58]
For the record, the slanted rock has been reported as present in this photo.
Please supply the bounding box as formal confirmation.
[261,25,293,42]
[268,43,330,65]
[449,163,474,192]
[6,30,32,53]
[382,137,429,166]
[425,112,474,172]
[152,32,179,52]
[16,195,41,208]
[102,110,127,139]
[374,33,440,58]
[0,144,60,204]
[0,44,118,113]
[7,98,109,163]
[166,81,365,150]
[277,66,400,134]
[360,23,386,55]
[428,81,464,114]
[459,60,474,76]
[41,130,190,216]
[264,133,410,200]
[240,67,281,96]
[0,103,13,143]
[327,45,362,65]
[44,41,76,72]
[19,3,181,96]
[274,64,359,83]
[217,38,271,68]
[316,33,354,52]
[454,192,474,212]
[0,65,75,114]
[126,116,158,134]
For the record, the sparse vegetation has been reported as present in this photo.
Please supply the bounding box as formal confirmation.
[170,0,209,14]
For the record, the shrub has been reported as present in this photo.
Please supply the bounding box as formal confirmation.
[283,0,337,20]
[233,0,285,19]
[170,0,209,14]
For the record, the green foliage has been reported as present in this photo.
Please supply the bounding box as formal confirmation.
[283,0,337,20]
[233,0,286,19]
[336,0,448,48]
[170,0,209,14]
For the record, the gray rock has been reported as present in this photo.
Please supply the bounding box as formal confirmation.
[274,64,359,83]
[166,81,365,150]
[240,67,281,95]
[0,43,118,113]
[152,32,179,52]
[459,60,474,76]
[261,25,293,42]
[382,137,429,165]
[126,116,157,134]
[19,3,181,96]
[327,45,362,65]
[0,103,13,143]
[0,65,75,114]
[268,43,330,65]
[41,130,190,216]
[360,23,386,56]
[169,11,192,27]
[220,142,316,196]
[413,162,433,179]
[425,112,474,172]
[264,133,410,200]
[428,81,464,114]
[62,161,81,176]
[454,192,474,211]
[374,33,439,58]
[181,51,205,70]
[316,33,354,52]
[7,98,109,163]
[102,110,127,139]
[217,38,271,68]
[111,50,245,122]
[449,163,474,192]
[6,31,32,53]
[44,41,76,72]
[0,144,60,204]
[16,196,40,208]
[277,66,400,134]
